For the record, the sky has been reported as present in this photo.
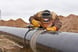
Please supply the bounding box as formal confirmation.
[0,0,78,22]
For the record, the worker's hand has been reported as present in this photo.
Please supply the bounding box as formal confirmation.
[46,26,57,31]
[31,19,40,27]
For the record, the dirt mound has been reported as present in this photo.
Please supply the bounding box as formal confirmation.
[59,14,78,33]
[0,18,27,28]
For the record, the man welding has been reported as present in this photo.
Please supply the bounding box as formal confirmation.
[29,10,62,31]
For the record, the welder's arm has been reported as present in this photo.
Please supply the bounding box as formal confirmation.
[29,16,40,27]
[54,18,62,31]
[46,18,62,31]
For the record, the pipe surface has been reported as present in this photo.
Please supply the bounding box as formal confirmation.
[0,26,78,52]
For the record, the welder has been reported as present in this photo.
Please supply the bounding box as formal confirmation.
[29,10,62,31]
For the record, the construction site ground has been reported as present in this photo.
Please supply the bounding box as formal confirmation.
[0,33,32,52]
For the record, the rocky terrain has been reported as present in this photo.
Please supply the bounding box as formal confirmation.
[0,14,78,33]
